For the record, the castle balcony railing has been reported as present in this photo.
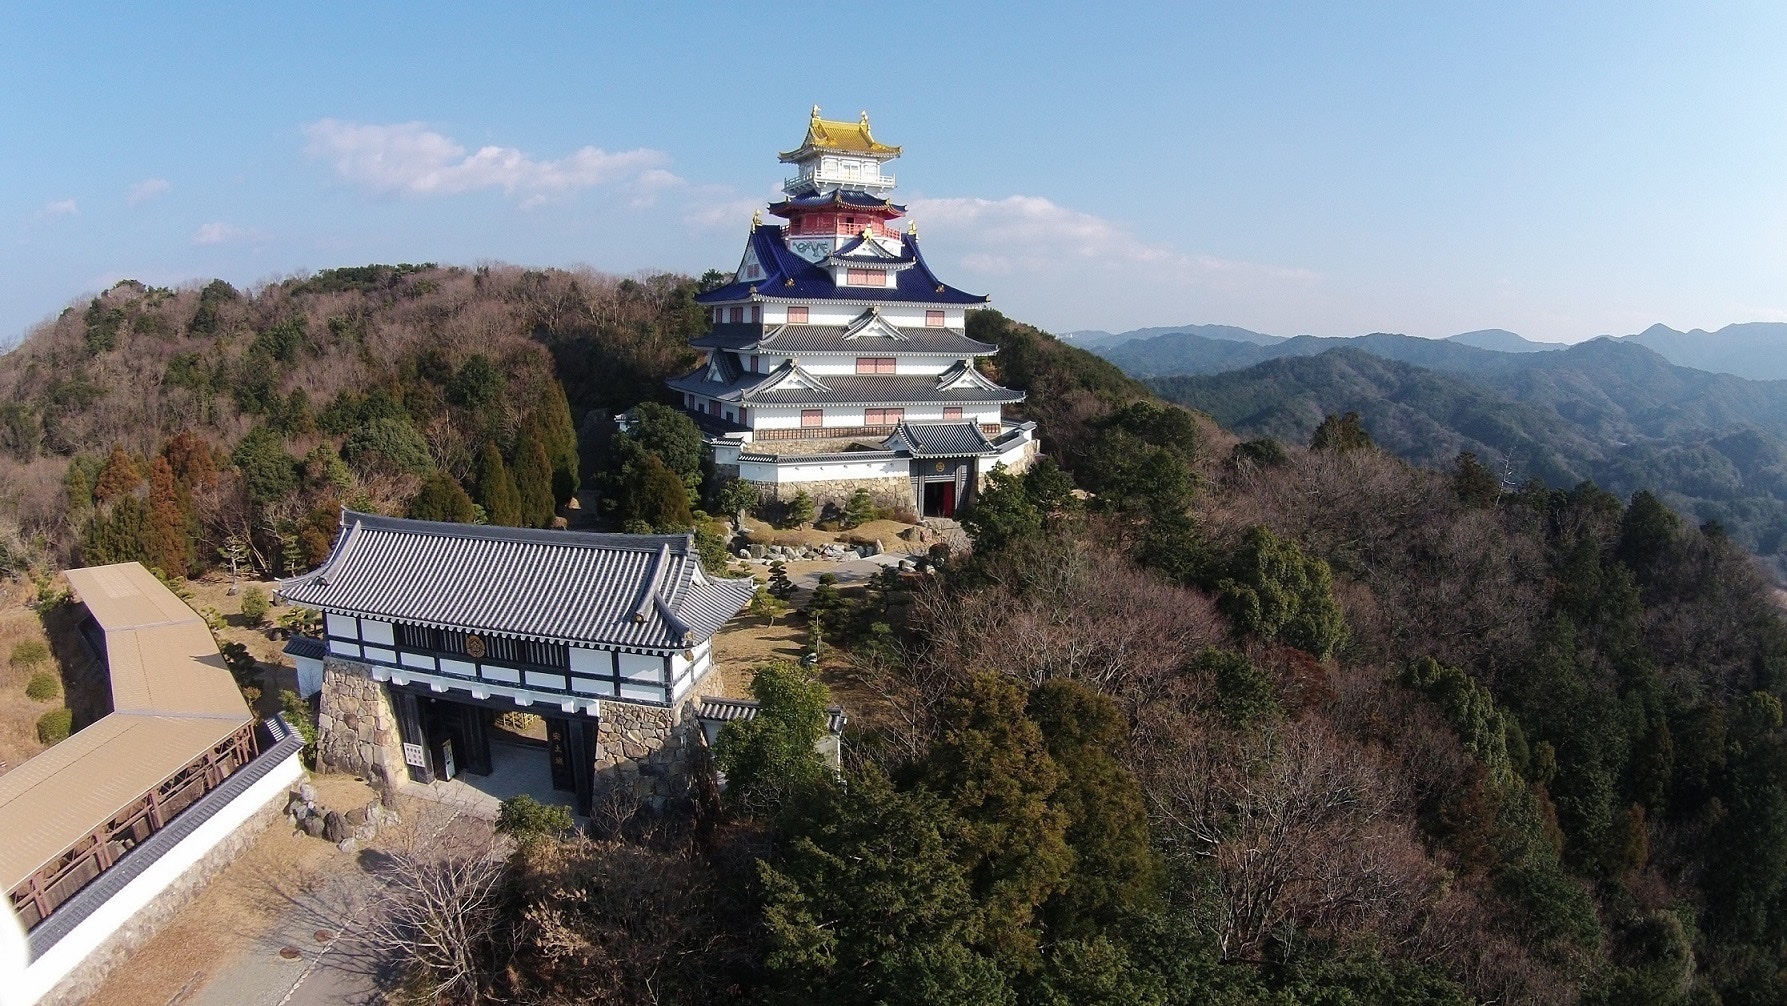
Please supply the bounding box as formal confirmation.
[784,169,895,191]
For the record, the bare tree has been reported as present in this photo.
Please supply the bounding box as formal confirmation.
[361,839,508,1004]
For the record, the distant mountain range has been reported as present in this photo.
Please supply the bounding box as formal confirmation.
[1066,321,1787,380]
[1139,339,1787,576]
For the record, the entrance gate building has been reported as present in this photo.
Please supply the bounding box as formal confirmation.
[279,512,757,815]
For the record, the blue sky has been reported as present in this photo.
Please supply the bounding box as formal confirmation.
[4,2,1784,346]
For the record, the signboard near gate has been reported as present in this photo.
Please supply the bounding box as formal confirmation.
[403,742,426,768]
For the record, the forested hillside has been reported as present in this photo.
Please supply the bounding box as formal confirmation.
[7,277,1787,1003]
[0,265,709,578]
[1148,347,1787,578]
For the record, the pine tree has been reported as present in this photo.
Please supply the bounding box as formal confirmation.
[514,433,557,528]
[143,456,190,577]
[473,440,523,527]
[93,444,141,502]
[784,489,816,529]
[843,488,877,529]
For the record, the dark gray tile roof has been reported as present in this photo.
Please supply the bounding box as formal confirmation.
[697,696,847,735]
[669,364,1023,408]
[884,421,999,457]
[691,323,997,356]
[276,513,755,652]
[283,635,326,660]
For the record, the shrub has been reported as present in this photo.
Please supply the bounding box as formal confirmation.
[239,585,269,626]
[496,794,577,840]
[37,707,73,744]
[783,489,816,529]
[24,670,58,702]
[220,640,260,690]
[10,639,49,669]
[279,689,318,767]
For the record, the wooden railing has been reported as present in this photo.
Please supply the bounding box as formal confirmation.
[6,723,258,930]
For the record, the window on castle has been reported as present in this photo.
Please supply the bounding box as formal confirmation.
[847,269,885,287]
[856,357,896,374]
[787,306,809,324]
[944,407,963,421]
[728,306,743,323]
[750,305,760,323]
[864,408,904,426]
[801,409,823,428]
[926,311,946,327]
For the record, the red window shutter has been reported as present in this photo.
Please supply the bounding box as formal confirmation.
[886,408,904,423]
[944,407,963,420]
[847,269,884,287]
[926,311,945,327]
[787,306,809,324]
[801,409,822,427]
[878,358,896,374]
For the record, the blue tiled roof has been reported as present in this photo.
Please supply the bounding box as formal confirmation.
[696,226,987,307]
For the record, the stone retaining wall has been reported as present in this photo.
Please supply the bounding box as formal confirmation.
[764,476,913,513]
[592,701,707,814]
[316,661,406,789]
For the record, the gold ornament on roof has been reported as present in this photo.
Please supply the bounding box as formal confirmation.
[752,209,762,227]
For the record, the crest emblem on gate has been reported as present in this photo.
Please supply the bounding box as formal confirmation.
[465,634,486,659]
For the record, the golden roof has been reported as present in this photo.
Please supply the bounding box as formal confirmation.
[778,106,901,162]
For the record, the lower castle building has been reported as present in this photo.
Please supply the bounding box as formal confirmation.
[277,512,758,816]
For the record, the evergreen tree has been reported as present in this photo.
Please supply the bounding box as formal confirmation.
[714,661,832,820]
[143,456,190,577]
[843,488,877,529]
[1215,526,1349,659]
[408,472,479,523]
[93,444,141,501]
[1452,451,1503,508]
[538,381,581,504]
[620,402,704,491]
[758,766,1008,1006]
[231,427,299,503]
[922,673,1073,970]
[784,489,816,529]
[473,440,523,526]
[1027,679,1158,937]
[1310,411,1375,453]
[621,452,694,531]
[513,433,556,528]
[81,494,149,566]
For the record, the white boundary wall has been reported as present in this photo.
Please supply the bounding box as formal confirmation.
[0,750,304,1006]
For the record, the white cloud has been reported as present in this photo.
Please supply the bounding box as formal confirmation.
[191,221,256,245]
[303,119,676,201]
[127,178,171,206]
[37,199,78,220]
[907,195,1317,287]
[898,195,1325,332]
